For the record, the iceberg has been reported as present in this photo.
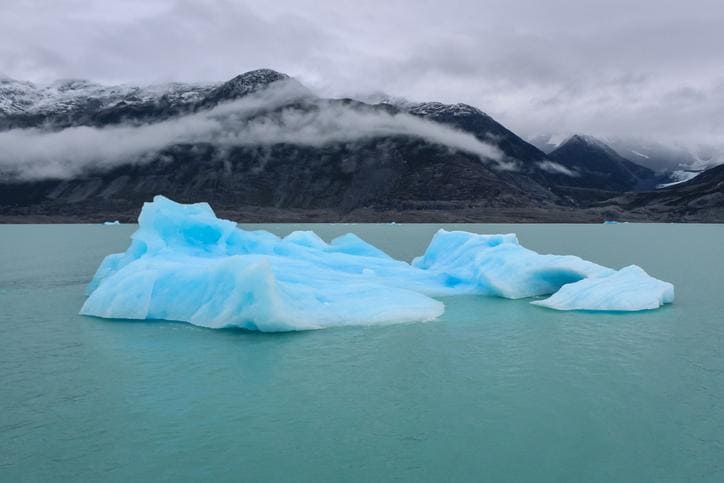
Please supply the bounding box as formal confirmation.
[81,197,443,331]
[103,220,121,225]
[532,265,675,311]
[81,196,674,331]
[412,230,614,299]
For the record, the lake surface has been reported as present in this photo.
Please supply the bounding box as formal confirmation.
[1,223,723,482]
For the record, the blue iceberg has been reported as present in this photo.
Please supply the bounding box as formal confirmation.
[412,230,614,299]
[531,265,675,311]
[80,196,674,331]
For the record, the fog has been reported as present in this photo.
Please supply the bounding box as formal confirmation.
[0,81,508,180]
[2,0,723,146]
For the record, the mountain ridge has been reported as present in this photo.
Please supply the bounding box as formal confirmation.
[546,134,655,191]
[1,69,721,222]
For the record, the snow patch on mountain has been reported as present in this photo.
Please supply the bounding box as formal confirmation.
[0,76,217,116]
[407,102,489,118]
[656,170,700,188]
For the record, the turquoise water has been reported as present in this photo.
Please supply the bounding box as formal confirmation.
[1,223,723,482]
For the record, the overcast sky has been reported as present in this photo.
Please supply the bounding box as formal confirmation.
[2,0,723,143]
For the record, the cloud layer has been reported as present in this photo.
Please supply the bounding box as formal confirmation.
[1,0,723,145]
[0,82,507,180]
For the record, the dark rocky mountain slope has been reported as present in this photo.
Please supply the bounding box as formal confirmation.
[0,69,569,219]
[596,163,724,221]
[547,135,655,191]
[0,69,720,222]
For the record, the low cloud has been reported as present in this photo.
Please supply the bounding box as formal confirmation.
[2,1,723,148]
[537,160,577,176]
[0,82,507,180]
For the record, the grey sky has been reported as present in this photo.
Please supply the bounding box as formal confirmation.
[2,0,723,143]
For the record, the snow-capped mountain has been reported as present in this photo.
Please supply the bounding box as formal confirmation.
[0,76,215,117]
[546,135,655,192]
[0,69,566,218]
[0,69,721,222]
[608,138,724,174]
[397,100,552,181]
[0,68,313,130]
[196,69,311,109]
[529,132,723,174]
[604,163,724,221]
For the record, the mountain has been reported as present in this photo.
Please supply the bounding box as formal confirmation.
[530,133,723,174]
[655,169,701,188]
[403,102,551,179]
[598,163,724,222]
[0,69,720,222]
[0,69,318,131]
[0,76,213,129]
[197,69,301,109]
[0,69,576,221]
[546,135,655,191]
[606,137,724,173]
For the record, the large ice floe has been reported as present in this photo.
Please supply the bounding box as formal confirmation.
[80,196,674,331]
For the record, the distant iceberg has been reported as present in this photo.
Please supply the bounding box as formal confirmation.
[103,220,121,225]
[80,196,674,331]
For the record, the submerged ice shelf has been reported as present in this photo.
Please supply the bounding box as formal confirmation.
[80,196,674,331]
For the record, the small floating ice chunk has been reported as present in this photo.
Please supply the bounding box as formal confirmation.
[103,220,121,225]
[532,265,675,311]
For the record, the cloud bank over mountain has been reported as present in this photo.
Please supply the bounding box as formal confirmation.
[0,81,507,180]
[1,0,723,146]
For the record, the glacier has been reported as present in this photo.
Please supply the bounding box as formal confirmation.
[80,196,674,331]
